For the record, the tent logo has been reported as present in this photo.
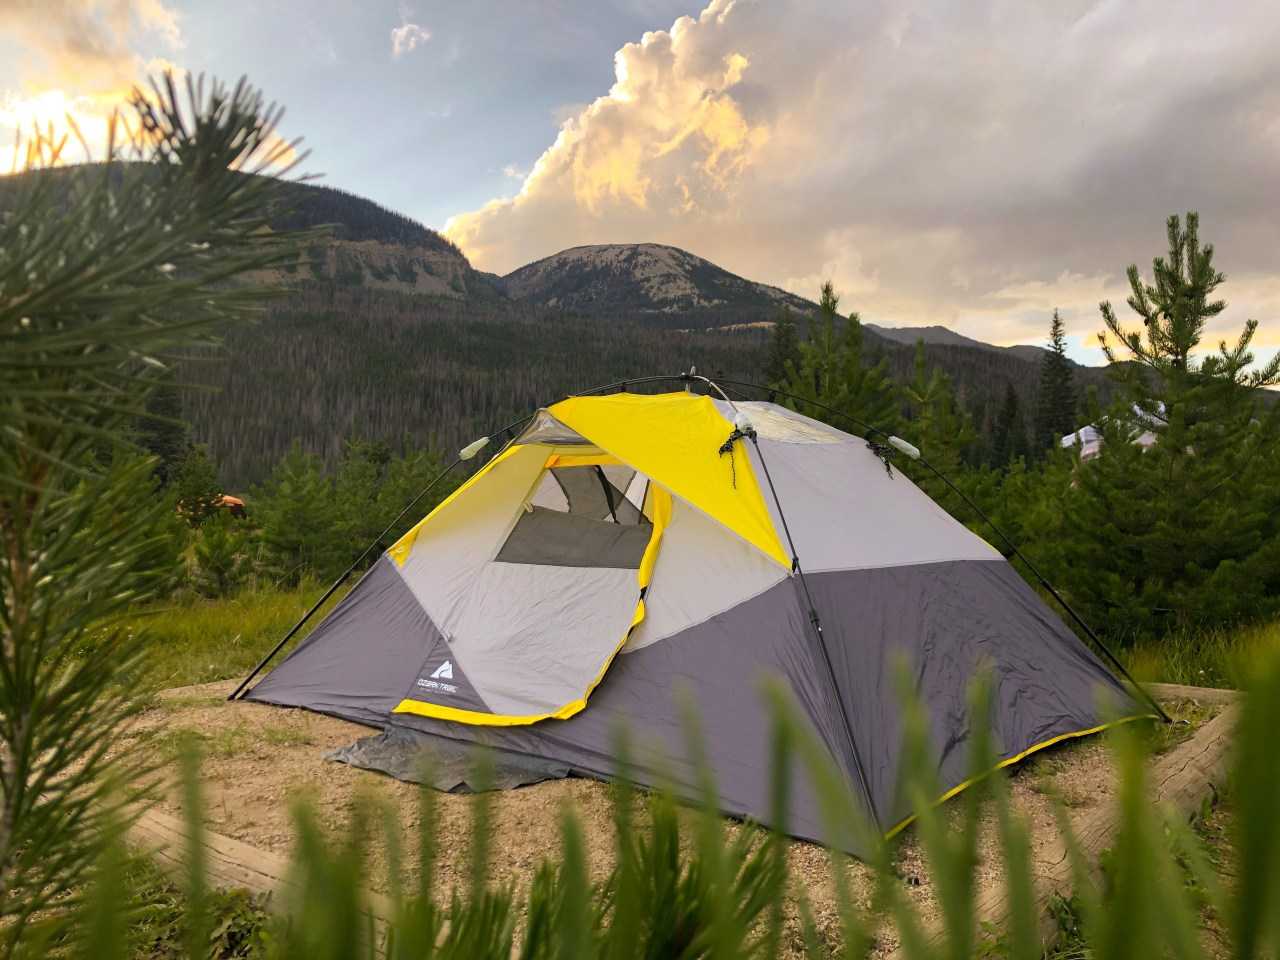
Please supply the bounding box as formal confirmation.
[430,661,454,680]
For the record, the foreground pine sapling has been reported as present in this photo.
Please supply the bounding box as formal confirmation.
[0,73,309,951]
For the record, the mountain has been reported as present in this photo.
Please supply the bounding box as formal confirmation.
[499,243,813,323]
[1,168,1116,484]
[180,186,1118,482]
[867,323,1053,364]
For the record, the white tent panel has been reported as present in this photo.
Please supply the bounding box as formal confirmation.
[445,561,639,716]
[396,444,549,629]
[745,433,1001,573]
[624,494,786,653]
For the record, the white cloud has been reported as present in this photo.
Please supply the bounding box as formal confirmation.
[444,0,1280,354]
[0,0,184,169]
[391,17,431,59]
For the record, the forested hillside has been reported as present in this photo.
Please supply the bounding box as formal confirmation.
[122,176,1115,485]
[188,284,768,483]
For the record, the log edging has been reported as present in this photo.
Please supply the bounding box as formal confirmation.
[886,683,1241,958]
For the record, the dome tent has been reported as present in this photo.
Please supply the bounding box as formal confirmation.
[242,389,1149,853]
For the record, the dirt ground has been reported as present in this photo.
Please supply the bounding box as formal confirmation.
[124,681,1218,957]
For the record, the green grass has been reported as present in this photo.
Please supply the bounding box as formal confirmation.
[1122,619,1280,690]
[117,579,350,694]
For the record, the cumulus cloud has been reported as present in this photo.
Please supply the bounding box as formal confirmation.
[445,0,1280,357]
[391,9,431,60]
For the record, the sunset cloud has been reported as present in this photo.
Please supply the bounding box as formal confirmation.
[445,0,1280,359]
[0,0,183,169]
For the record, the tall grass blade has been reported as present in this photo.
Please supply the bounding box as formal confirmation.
[1230,651,1280,957]
[178,742,210,960]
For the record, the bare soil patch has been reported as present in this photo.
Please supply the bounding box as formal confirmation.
[125,682,1220,957]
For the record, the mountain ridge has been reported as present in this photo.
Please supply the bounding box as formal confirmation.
[1,170,1111,482]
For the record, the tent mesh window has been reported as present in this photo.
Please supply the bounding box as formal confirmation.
[495,464,653,569]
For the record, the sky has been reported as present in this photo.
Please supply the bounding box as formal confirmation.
[4,0,1280,365]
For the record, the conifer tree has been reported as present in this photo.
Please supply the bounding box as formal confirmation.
[135,373,191,486]
[779,282,898,433]
[0,73,307,944]
[762,310,801,386]
[1033,309,1077,453]
[253,443,343,586]
[173,444,222,525]
[902,341,977,469]
[1056,213,1280,636]
[991,382,1028,468]
[900,341,977,506]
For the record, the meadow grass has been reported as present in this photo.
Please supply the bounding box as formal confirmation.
[121,579,351,694]
[1122,619,1280,690]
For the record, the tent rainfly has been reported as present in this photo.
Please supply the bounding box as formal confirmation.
[244,391,1148,852]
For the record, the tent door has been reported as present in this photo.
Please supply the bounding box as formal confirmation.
[391,461,669,726]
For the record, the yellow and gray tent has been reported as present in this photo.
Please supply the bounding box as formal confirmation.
[246,392,1144,851]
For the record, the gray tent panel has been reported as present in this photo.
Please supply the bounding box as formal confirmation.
[248,554,1143,854]
[246,556,443,726]
[805,559,1143,829]
[386,577,857,849]
[400,637,493,715]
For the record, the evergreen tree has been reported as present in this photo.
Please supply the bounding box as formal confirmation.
[173,444,222,525]
[1056,212,1280,637]
[902,341,977,470]
[253,443,343,586]
[375,446,457,544]
[333,439,389,558]
[1033,309,1077,453]
[900,341,978,507]
[192,513,250,598]
[779,282,899,433]
[763,310,802,386]
[991,382,1028,468]
[0,73,307,944]
[135,373,191,486]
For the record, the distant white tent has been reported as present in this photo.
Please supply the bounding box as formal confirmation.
[1061,404,1163,461]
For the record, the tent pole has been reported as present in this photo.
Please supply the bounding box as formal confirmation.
[742,428,880,826]
[227,453,467,701]
[227,411,539,702]
[905,458,1172,724]
[711,377,1171,724]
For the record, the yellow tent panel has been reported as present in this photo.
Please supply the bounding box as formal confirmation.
[549,392,789,568]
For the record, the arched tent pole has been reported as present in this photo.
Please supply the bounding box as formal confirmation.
[708,376,1171,725]
[227,411,538,702]
[726,408,881,826]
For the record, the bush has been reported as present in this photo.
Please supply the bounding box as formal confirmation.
[192,514,252,598]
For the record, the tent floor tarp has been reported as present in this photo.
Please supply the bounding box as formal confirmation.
[327,725,572,793]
